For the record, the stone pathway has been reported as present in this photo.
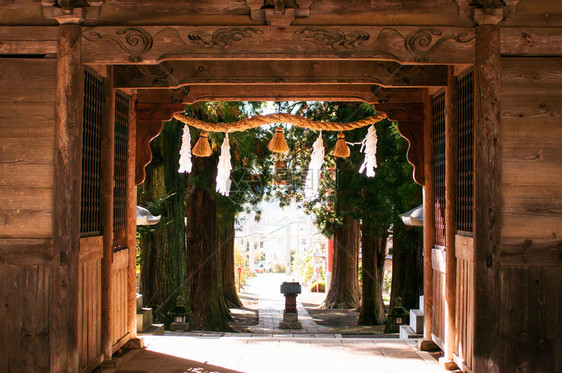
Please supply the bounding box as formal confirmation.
[246,273,331,334]
[102,335,442,373]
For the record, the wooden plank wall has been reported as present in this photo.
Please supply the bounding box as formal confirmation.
[499,57,562,372]
[431,255,446,350]
[454,235,474,372]
[111,249,129,351]
[0,59,56,371]
[78,237,103,373]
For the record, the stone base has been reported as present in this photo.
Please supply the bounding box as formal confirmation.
[123,337,144,349]
[439,357,459,371]
[99,357,122,369]
[170,322,188,331]
[278,311,302,329]
[418,339,440,352]
[278,320,302,329]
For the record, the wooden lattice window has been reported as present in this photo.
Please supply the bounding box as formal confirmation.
[457,70,474,234]
[113,91,130,252]
[80,69,104,236]
[432,90,446,247]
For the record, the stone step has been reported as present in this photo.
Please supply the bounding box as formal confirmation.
[136,293,143,313]
[136,307,153,333]
[399,325,423,340]
[140,323,165,336]
[410,309,424,334]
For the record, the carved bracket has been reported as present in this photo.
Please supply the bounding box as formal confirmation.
[375,103,425,186]
[135,103,185,185]
[41,0,104,23]
[245,0,313,25]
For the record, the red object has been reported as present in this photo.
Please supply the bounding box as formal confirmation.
[284,294,297,313]
[237,266,242,292]
[327,239,333,273]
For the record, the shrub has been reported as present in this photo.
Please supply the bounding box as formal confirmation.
[271,262,286,273]
[310,281,325,292]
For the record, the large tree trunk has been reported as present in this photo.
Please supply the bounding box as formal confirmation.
[218,214,242,308]
[186,155,232,331]
[385,217,423,332]
[323,215,361,309]
[139,121,187,317]
[358,224,388,325]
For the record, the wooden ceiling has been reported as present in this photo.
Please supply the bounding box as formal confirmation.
[1,0,561,27]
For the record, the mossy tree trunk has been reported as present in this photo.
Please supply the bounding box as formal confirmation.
[218,213,242,308]
[323,215,361,309]
[138,121,187,317]
[185,155,232,331]
[358,224,388,325]
[385,217,423,332]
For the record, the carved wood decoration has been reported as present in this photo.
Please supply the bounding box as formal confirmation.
[82,26,475,64]
[244,0,313,25]
[136,85,424,105]
[375,103,425,185]
[112,61,447,89]
[135,103,185,185]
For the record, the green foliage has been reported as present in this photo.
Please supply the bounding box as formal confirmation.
[234,243,254,287]
[271,262,286,273]
[310,281,325,293]
[292,252,325,284]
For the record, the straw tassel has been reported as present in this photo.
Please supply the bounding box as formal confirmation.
[333,132,350,158]
[267,127,289,153]
[178,124,193,173]
[192,131,212,157]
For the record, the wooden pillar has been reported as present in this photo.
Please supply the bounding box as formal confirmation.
[51,23,83,372]
[443,66,458,367]
[126,92,139,341]
[101,67,115,360]
[421,89,435,343]
[473,20,502,373]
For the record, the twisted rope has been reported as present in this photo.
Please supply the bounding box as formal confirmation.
[173,112,387,132]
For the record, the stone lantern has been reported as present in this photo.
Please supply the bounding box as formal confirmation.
[168,296,189,331]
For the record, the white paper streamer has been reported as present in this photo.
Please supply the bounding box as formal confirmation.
[306,131,325,198]
[178,124,192,173]
[216,133,232,196]
[359,125,378,177]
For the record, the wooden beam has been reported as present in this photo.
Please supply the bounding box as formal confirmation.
[422,88,435,342]
[136,85,424,105]
[135,103,185,185]
[101,66,115,360]
[501,27,562,56]
[444,65,458,366]
[51,23,83,372]
[374,103,425,185]
[0,26,58,55]
[82,25,476,64]
[113,61,448,88]
[126,92,139,341]
[473,23,502,373]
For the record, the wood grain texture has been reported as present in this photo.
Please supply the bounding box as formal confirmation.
[111,249,129,350]
[50,24,83,372]
[135,103,185,185]
[501,27,562,56]
[444,65,458,363]
[0,263,51,371]
[113,61,448,88]
[101,65,115,360]
[82,26,475,64]
[126,92,138,339]
[0,59,56,239]
[136,85,424,105]
[375,103,425,185]
[455,235,473,263]
[422,89,435,340]
[473,24,502,373]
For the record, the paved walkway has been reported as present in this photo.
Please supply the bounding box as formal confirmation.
[103,335,442,373]
[101,274,444,372]
[246,273,331,334]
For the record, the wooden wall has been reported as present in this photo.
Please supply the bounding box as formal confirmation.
[78,236,103,373]
[497,57,562,372]
[0,59,56,371]
[111,249,129,351]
